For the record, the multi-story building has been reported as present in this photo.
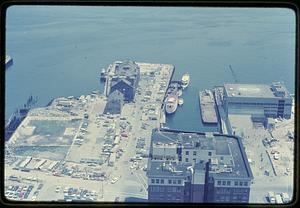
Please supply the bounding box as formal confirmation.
[147,129,253,203]
[106,60,140,102]
[223,82,292,119]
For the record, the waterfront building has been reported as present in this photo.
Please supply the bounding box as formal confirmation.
[106,60,140,102]
[147,129,253,203]
[223,82,292,119]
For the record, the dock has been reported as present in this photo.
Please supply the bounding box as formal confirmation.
[199,90,218,124]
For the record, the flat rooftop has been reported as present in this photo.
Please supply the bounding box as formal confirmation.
[150,129,253,179]
[224,83,291,98]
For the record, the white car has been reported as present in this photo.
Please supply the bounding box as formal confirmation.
[267,191,276,203]
[274,153,280,160]
[110,177,119,184]
[55,187,61,193]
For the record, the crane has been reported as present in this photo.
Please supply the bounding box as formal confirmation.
[228,65,238,83]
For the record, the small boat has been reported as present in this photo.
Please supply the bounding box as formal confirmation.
[181,73,190,89]
[165,94,178,114]
[5,55,13,69]
[178,98,184,106]
[100,68,106,81]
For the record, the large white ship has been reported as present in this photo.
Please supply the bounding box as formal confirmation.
[181,73,190,89]
[165,94,178,114]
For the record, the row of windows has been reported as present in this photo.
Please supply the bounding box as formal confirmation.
[150,186,182,193]
[216,188,248,194]
[185,150,212,156]
[151,178,182,185]
[217,180,248,187]
[228,101,288,106]
[216,195,248,201]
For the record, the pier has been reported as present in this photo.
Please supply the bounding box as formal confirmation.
[198,90,218,124]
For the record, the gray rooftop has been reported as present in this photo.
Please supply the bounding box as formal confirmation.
[147,160,191,178]
[150,129,253,179]
[224,83,291,98]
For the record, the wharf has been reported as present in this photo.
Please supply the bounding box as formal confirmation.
[199,90,218,124]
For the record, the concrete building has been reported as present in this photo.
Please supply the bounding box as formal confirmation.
[223,82,292,119]
[147,129,253,203]
[106,60,140,102]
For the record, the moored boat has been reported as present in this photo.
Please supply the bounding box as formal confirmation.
[165,94,178,114]
[178,98,184,106]
[181,73,190,89]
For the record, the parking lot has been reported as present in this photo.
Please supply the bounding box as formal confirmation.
[229,111,294,203]
[5,62,173,202]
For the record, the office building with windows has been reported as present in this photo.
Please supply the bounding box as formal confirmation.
[223,82,292,119]
[147,129,253,203]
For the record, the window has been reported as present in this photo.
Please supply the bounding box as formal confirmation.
[220,156,224,160]
[208,151,212,156]
[244,182,248,186]
[193,151,197,156]
[227,181,231,186]
[186,151,189,155]
[161,179,164,184]
[193,158,196,163]
[151,179,155,184]
[168,179,172,184]
[178,180,182,184]
[234,181,238,186]
[173,180,176,184]
[156,179,159,184]
[239,182,243,186]
[217,181,221,185]
[222,181,226,185]
[159,187,164,192]
[185,158,189,162]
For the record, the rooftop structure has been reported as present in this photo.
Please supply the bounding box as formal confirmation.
[147,129,253,203]
[223,83,291,98]
[223,82,292,119]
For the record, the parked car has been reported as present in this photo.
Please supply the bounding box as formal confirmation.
[267,191,276,203]
[281,192,290,203]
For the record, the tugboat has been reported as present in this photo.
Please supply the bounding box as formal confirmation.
[165,94,178,114]
[181,73,190,89]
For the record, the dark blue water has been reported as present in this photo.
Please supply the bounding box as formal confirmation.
[5,6,295,132]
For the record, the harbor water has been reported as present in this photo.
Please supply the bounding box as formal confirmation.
[5,6,295,132]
